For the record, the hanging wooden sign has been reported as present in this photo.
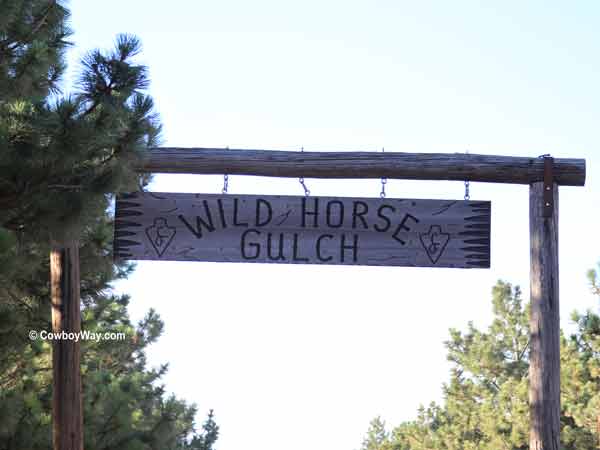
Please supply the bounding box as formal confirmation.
[114,192,491,268]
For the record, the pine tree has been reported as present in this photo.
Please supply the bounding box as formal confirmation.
[0,1,218,449]
[361,417,393,450]
[363,276,600,450]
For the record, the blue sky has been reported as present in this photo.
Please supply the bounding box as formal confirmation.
[66,2,599,449]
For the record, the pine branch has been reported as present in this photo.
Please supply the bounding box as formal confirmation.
[6,1,59,52]
[517,338,530,362]
[47,184,83,190]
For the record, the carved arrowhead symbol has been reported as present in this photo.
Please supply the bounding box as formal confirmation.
[419,225,450,264]
[146,217,176,257]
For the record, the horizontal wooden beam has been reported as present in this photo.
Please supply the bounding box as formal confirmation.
[138,148,586,186]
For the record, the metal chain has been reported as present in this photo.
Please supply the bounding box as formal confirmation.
[464,149,470,201]
[222,146,229,194]
[222,173,229,194]
[380,147,387,198]
[298,146,310,196]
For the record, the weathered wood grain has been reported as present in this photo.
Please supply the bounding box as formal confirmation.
[51,241,83,450]
[114,192,491,268]
[136,148,586,186]
[529,182,560,450]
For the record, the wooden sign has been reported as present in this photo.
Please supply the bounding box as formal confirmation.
[114,192,491,268]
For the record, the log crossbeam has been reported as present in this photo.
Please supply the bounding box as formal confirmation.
[137,148,586,186]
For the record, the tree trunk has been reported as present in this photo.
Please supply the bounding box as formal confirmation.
[51,240,83,450]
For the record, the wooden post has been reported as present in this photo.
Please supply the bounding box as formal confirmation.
[529,181,560,450]
[137,148,586,186]
[597,415,600,448]
[51,240,83,450]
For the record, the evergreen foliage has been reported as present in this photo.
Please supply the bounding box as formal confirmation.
[362,417,394,450]
[361,274,600,450]
[0,1,218,449]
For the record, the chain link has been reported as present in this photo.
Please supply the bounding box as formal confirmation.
[464,149,470,200]
[222,146,229,194]
[298,147,310,196]
[380,147,387,198]
[222,173,229,194]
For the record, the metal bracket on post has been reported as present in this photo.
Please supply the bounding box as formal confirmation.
[543,155,554,218]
